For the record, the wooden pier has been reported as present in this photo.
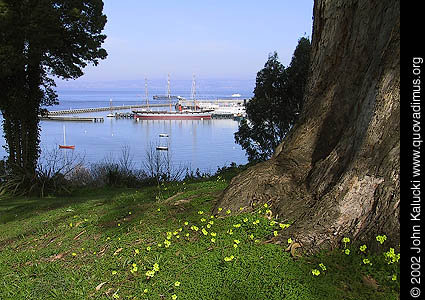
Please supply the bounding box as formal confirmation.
[46,103,170,116]
[40,116,104,122]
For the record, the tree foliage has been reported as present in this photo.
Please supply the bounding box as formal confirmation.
[0,0,107,185]
[235,37,311,162]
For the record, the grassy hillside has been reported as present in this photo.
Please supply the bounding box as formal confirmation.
[0,176,399,299]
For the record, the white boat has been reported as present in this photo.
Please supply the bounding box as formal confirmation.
[196,102,220,110]
[159,133,169,137]
[156,146,168,151]
[211,105,246,116]
[231,93,241,97]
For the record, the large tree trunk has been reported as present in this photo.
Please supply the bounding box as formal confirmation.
[216,0,400,251]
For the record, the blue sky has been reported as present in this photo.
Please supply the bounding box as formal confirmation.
[57,0,314,88]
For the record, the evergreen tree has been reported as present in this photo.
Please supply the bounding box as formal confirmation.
[0,0,107,185]
[235,38,311,162]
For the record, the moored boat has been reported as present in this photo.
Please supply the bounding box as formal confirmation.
[59,145,75,149]
[59,125,75,149]
[156,146,168,151]
[133,110,212,120]
[134,74,212,120]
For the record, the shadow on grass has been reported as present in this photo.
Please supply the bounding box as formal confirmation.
[0,187,135,225]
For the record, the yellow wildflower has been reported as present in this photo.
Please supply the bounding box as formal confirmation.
[153,263,159,272]
[224,255,234,261]
[145,270,155,277]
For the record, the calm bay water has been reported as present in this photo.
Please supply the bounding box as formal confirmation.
[0,89,251,173]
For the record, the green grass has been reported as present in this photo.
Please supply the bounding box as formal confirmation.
[0,177,399,299]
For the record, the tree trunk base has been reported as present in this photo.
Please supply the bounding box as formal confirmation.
[215,0,400,253]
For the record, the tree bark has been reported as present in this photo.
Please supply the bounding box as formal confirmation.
[216,0,400,252]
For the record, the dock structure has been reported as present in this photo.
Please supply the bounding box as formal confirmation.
[40,116,104,122]
[46,103,171,116]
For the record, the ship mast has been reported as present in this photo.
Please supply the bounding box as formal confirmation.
[167,73,171,111]
[191,74,197,111]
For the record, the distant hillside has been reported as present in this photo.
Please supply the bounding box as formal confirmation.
[55,78,256,95]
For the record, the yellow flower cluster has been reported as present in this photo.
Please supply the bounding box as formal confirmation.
[145,263,160,278]
[384,248,400,264]
[376,235,387,244]
[224,255,235,262]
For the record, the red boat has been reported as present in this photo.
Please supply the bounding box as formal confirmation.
[58,125,75,149]
[59,145,75,149]
[133,110,212,120]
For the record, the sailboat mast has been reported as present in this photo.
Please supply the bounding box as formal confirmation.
[63,125,66,145]
[145,78,149,109]
[191,74,197,111]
